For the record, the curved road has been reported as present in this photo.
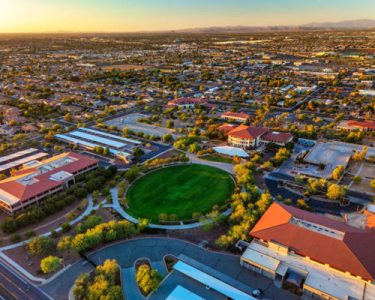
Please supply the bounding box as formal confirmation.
[41,237,296,300]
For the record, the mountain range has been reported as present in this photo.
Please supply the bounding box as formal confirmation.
[176,19,375,33]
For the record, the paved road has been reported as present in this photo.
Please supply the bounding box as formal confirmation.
[41,260,94,300]
[264,174,363,215]
[0,261,51,300]
[41,237,297,300]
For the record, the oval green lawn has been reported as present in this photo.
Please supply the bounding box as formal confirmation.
[126,164,235,223]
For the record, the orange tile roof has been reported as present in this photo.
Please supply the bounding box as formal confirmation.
[218,123,236,134]
[251,203,375,281]
[228,125,269,140]
[347,120,375,129]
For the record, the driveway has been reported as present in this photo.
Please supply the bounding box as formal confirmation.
[41,237,297,300]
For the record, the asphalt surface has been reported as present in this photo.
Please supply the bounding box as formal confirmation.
[0,261,51,300]
[42,237,297,300]
[264,173,363,215]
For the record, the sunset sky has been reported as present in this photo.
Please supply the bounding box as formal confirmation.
[0,0,374,33]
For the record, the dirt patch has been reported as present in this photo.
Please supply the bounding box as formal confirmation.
[156,149,184,159]
[4,235,80,279]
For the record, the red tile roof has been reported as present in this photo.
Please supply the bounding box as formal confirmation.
[250,203,375,281]
[261,131,293,144]
[0,152,98,203]
[218,123,236,134]
[221,112,250,120]
[347,120,375,129]
[228,125,269,140]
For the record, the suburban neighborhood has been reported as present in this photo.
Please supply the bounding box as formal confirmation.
[0,1,374,299]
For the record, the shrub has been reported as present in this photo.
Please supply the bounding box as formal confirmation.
[136,264,161,295]
[10,234,21,243]
[75,215,103,234]
[40,256,62,274]
[61,222,72,233]
[28,236,54,256]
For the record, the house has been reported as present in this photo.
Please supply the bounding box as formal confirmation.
[167,97,209,109]
[240,203,375,300]
[0,152,98,214]
[225,125,293,149]
[359,90,375,96]
[220,112,250,123]
[337,120,375,132]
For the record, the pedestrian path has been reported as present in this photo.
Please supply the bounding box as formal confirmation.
[122,267,145,300]
[109,186,232,230]
[151,261,168,277]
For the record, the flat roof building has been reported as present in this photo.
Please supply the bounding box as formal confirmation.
[294,141,375,179]
[0,152,98,214]
[55,128,141,163]
[0,148,48,174]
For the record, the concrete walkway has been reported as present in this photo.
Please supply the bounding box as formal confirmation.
[187,152,235,174]
[109,186,232,230]
[122,267,146,300]
[0,194,105,284]
[151,261,169,277]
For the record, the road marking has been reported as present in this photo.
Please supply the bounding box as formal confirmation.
[0,275,33,300]
[0,282,17,299]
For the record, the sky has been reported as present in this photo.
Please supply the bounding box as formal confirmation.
[0,0,374,33]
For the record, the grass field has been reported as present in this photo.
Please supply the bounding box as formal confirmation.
[199,154,233,164]
[126,164,235,222]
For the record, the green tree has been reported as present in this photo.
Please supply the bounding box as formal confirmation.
[162,133,173,143]
[28,236,54,256]
[57,236,73,254]
[132,148,145,162]
[166,120,174,128]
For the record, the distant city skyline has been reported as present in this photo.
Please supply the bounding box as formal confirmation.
[0,0,374,33]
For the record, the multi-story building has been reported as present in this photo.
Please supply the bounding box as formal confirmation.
[220,111,251,123]
[241,203,375,300]
[337,120,375,132]
[226,125,293,149]
[0,152,98,214]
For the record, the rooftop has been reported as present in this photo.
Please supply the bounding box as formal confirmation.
[166,286,204,300]
[0,152,98,204]
[247,240,375,300]
[228,125,269,140]
[250,203,375,281]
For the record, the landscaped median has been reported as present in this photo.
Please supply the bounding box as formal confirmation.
[125,164,235,224]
